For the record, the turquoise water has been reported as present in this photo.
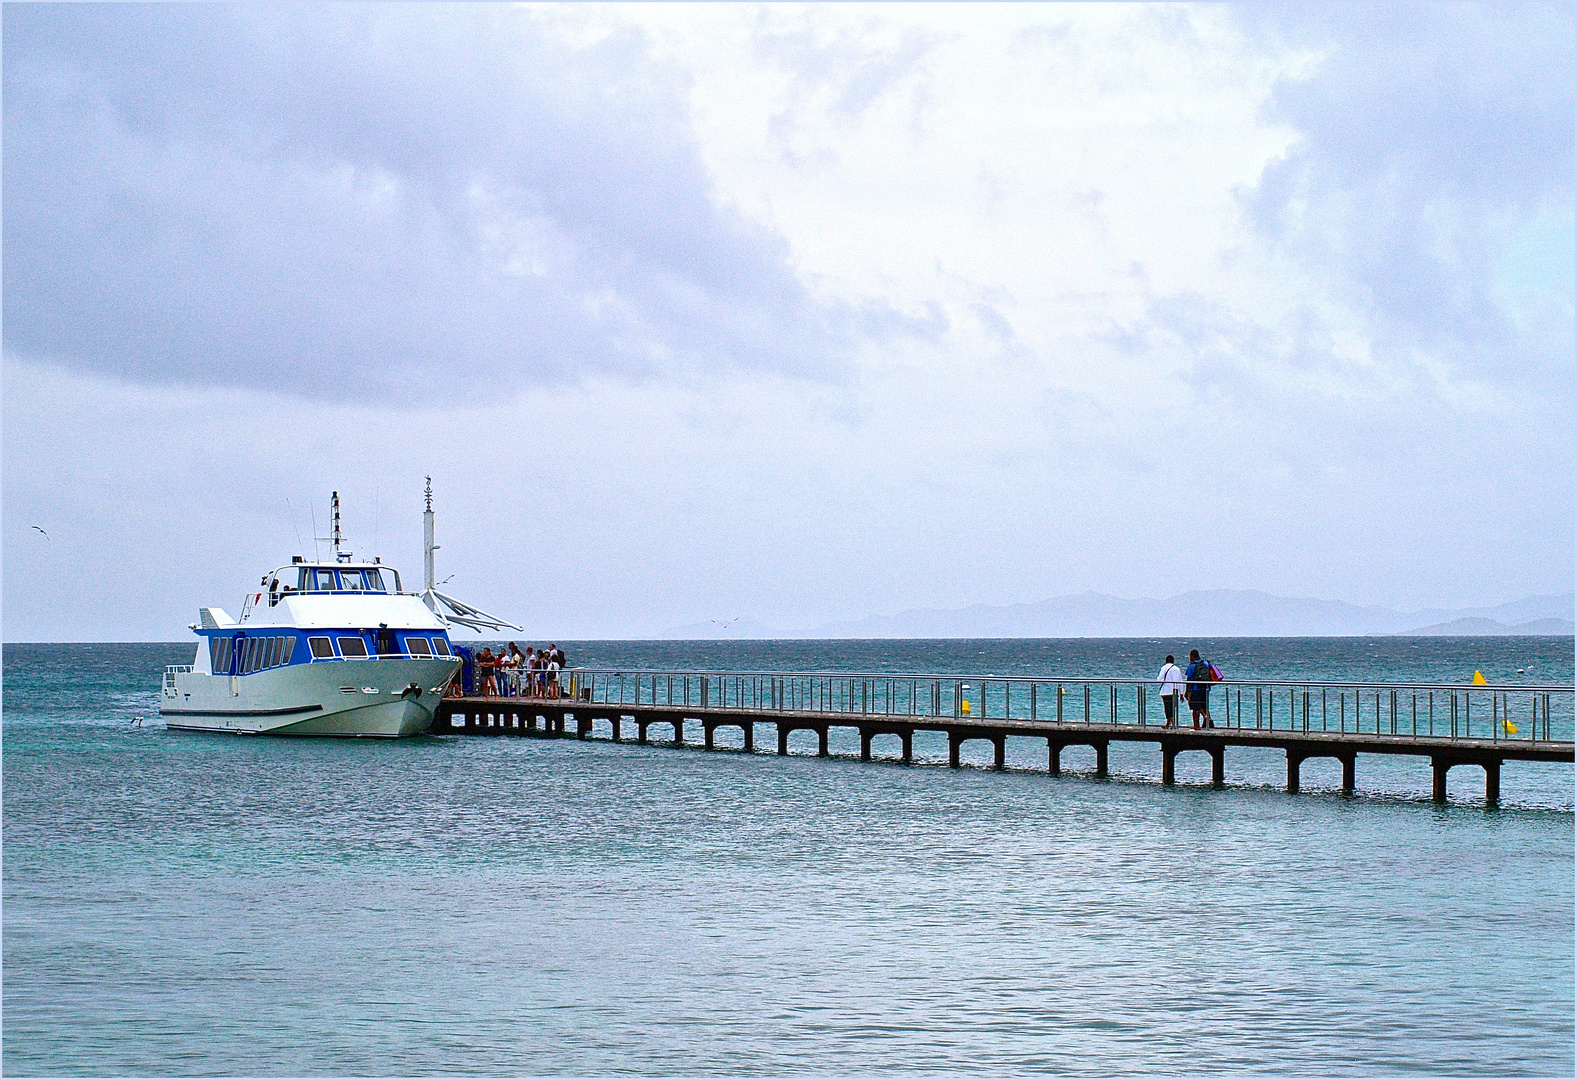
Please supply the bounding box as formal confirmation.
[4,639,1573,1075]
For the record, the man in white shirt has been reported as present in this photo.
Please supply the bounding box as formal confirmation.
[1157,655,1186,728]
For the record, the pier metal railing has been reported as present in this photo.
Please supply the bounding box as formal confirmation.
[544,669,1571,746]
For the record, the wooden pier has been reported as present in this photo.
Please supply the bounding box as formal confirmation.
[435,668,1572,808]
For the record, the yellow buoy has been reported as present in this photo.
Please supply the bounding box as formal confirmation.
[1473,670,1488,685]
[961,700,972,715]
[1504,719,1518,735]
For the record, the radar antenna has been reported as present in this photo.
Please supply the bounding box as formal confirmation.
[315,490,353,562]
[420,477,521,633]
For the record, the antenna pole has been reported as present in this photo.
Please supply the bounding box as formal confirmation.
[417,475,518,633]
[423,477,438,592]
[331,491,342,555]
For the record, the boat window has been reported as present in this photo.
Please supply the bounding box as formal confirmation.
[267,637,283,669]
[213,637,232,673]
[238,639,252,674]
[297,568,312,592]
[308,636,333,659]
[209,637,225,672]
[338,636,369,658]
[433,638,452,658]
[405,636,432,657]
[312,569,337,591]
[364,569,386,592]
[281,637,296,665]
[248,638,262,673]
[339,570,365,592]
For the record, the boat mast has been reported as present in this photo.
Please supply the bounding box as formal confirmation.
[327,490,353,561]
[424,477,438,593]
[418,479,521,633]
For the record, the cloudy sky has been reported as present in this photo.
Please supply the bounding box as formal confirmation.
[4,2,1573,641]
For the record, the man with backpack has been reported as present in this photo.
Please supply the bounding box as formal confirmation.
[1184,648,1217,729]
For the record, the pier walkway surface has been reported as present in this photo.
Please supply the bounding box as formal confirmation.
[438,668,1573,808]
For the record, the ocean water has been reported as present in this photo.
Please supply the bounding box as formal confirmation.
[3,639,1573,1076]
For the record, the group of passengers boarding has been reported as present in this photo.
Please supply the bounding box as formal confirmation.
[474,643,568,698]
[1155,649,1222,728]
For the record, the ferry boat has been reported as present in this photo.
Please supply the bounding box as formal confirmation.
[161,484,517,737]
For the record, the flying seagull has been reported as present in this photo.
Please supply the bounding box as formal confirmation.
[31,525,48,539]
[710,617,742,630]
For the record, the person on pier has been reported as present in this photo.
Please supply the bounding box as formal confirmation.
[1157,655,1186,727]
[507,643,527,696]
[497,644,517,697]
[1185,649,1216,728]
[477,647,498,697]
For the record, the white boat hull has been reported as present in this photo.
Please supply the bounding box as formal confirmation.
[162,657,461,738]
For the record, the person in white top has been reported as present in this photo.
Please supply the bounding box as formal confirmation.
[1157,655,1186,728]
[498,645,519,697]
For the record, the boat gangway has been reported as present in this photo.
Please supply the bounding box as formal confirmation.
[436,668,1574,807]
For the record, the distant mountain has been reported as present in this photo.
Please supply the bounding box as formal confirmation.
[804,590,1574,639]
[1402,616,1576,637]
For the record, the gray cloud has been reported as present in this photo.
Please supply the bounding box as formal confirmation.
[2,4,912,399]
[1239,4,1574,386]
